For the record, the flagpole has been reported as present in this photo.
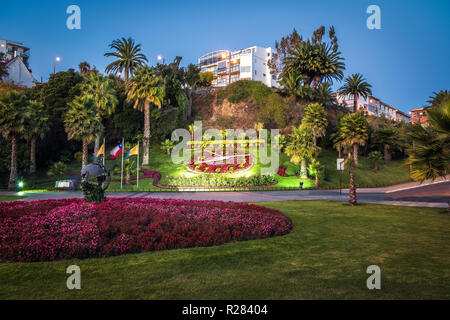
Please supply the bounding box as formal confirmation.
[103,137,106,166]
[137,141,139,189]
[120,137,124,190]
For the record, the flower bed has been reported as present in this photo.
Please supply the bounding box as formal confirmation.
[0,198,292,262]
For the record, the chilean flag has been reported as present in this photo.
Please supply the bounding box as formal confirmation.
[110,142,123,159]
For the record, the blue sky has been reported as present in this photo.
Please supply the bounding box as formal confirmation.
[1,0,449,113]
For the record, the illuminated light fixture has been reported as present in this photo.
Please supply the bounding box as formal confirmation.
[55,57,61,62]
[157,55,162,60]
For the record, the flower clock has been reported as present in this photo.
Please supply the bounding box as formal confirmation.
[187,146,253,174]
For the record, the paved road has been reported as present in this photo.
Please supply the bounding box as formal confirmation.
[3,180,448,208]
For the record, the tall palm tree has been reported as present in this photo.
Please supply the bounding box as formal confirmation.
[283,42,345,90]
[126,66,165,166]
[24,100,50,175]
[339,113,369,166]
[338,73,372,113]
[0,91,26,189]
[285,125,319,178]
[64,96,104,167]
[78,61,91,76]
[301,103,328,147]
[104,37,148,81]
[80,72,119,154]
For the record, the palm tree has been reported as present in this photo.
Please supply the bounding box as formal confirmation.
[24,100,50,175]
[279,70,305,96]
[339,113,369,166]
[307,158,324,187]
[126,66,165,166]
[285,125,319,178]
[64,96,104,167]
[80,72,119,154]
[345,153,358,205]
[405,96,449,182]
[331,130,344,158]
[0,91,26,189]
[373,126,396,164]
[283,42,345,90]
[369,151,383,171]
[104,37,148,81]
[47,161,68,180]
[160,139,174,155]
[338,73,372,113]
[78,61,91,76]
[301,103,328,147]
[405,126,448,182]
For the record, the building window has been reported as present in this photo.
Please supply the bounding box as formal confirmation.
[254,70,257,75]
[263,73,266,77]
[240,66,250,73]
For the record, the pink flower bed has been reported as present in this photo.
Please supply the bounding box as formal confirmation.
[0,198,291,262]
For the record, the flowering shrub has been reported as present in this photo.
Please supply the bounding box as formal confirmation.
[0,198,291,262]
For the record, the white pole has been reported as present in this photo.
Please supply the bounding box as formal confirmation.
[137,141,139,189]
[120,138,124,190]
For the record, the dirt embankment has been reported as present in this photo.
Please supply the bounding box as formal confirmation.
[192,90,346,132]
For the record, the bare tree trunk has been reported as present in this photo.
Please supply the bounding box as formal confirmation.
[338,147,342,159]
[142,103,150,166]
[374,159,378,171]
[353,94,358,113]
[8,135,17,190]
[29,136,37,175]
[349,160,357,205]
[125,171,130,185]
[82,138,88,168]
[94,134,100,156]
[315,175,319,187]
[300,158,308,179]
[384,144,390,164]
[353,143,359,166]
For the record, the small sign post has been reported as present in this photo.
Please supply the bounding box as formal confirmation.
[337,158,345,195]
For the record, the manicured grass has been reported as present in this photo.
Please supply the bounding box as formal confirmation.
[0,195,27,202]
[0,200,448,299]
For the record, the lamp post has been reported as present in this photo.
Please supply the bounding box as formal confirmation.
[157,55,165,65]
[53,57,60,74]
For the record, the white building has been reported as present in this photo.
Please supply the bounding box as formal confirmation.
[0,39,36,88]
[335,94,410,123]
[198,46,279,88]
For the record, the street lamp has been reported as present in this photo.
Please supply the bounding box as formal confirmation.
[54,57,61,74]
[157,55,165,64]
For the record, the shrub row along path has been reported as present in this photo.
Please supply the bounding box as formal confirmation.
[3,179,448,208]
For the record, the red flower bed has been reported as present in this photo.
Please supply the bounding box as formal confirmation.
[0,198,291,262]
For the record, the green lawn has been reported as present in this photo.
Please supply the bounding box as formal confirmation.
[0,201,448,299]
[0,195,27,202]
[26,147,412,191]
